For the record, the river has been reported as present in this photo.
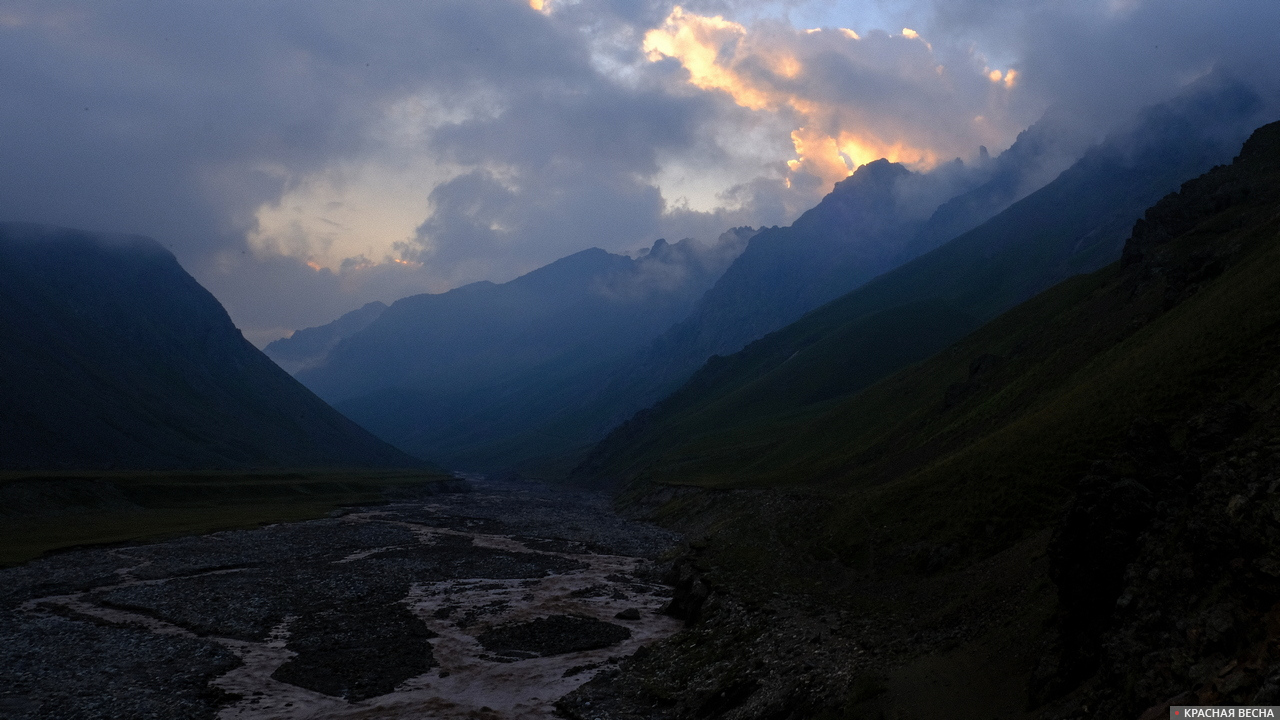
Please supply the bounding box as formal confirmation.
[0,478,682,719]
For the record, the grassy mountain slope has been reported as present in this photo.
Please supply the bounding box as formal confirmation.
[562,113,1091,446]
[557,120,1280,720]
[0,223,418,470]
[574,81,1261,489]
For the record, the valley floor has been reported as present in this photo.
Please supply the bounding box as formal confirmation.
[0,478,680,719]
[557,487,1057,720]
[8,465,1273,720]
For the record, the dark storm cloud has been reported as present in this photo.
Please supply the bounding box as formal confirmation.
[407,66,719,270]
[920,0,1280,130]
[0,0,719,339]
[410,168,666,270]
[3,0,1278,344]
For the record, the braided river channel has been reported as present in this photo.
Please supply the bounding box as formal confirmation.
[0,478,682,719]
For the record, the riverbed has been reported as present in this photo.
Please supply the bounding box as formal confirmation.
[0,478,682,719]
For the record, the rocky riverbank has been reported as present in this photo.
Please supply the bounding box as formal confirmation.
[0,478,681,719]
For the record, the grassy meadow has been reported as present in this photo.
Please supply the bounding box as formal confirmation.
[0,469,456,565]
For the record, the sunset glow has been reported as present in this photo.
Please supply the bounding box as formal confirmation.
[644,7,973,190]
[643,8,772,110]
[0,0,1272,346]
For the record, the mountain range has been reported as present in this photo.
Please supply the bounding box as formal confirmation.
[276,102,1093,471]
[554,114,1280,720]
[572,78,1265,488]
[274,233,744,469]
[3,60,1279,720]
[264,300,388,375]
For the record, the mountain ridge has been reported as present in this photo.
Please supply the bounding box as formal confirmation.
[552,116,1280,720]
[283,234,747,469]
[572,78,1265,489]
[0,222,417,470]
[428,110,1096,474]
[264,300,387,375]
[611,106,1095,397]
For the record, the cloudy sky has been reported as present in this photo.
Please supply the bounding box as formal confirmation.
[2,0,1277,345]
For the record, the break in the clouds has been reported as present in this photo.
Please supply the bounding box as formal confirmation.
[641,8,1021,185]
[0,1,1277,344]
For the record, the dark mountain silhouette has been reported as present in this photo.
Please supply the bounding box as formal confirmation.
[0,223,417,470]
[603,107,1092,405]
[290,234,747,468]
[481,107,1101,472]
[334,108,1089,473]
[574,77,1265,488]
[654,113,1084,369]
[264,300,386,374]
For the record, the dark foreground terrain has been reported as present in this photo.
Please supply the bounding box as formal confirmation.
[551,118,1280,720]
[0,479,680,719]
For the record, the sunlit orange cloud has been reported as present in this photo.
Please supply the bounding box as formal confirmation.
[787,127,850,183]
[643,8,773,110]
[983,67,1019,88]
[644,7,1014,191]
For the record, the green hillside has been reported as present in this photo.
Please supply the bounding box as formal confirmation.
[0,224,420,471]
[557,121,1280,720]
[574,86,1257,493]
[592,118,1279,551]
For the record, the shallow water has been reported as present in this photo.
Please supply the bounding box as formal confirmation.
[0,478,682,719]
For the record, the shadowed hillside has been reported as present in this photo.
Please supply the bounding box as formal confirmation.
[559,110,1094,444]
[574,79,1263,490]
[289,235,745,469]
[264,300,386,375]
[0,223,417,471]
[556,118,1280,720]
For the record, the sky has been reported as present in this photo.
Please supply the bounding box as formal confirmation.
[1,0,1278,345]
